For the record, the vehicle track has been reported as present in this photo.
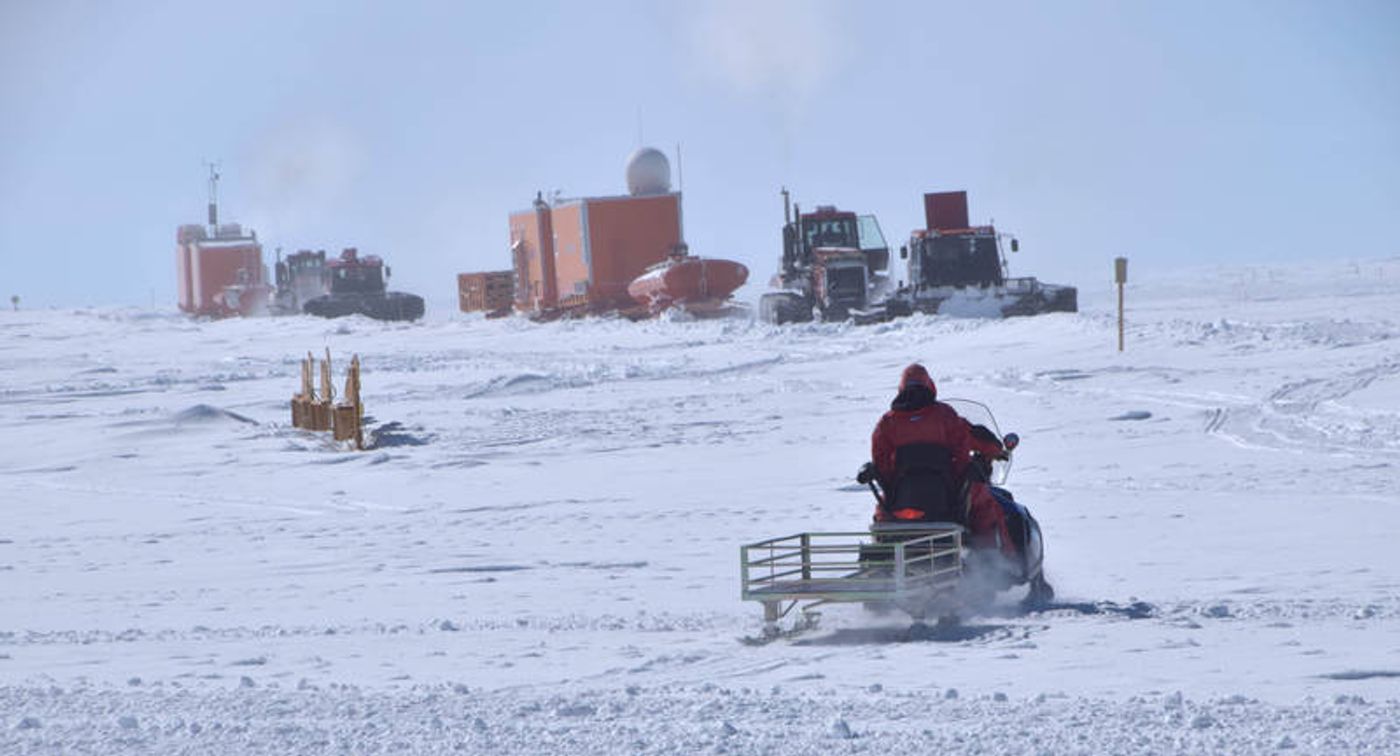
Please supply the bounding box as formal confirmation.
[1208,357,1400,458]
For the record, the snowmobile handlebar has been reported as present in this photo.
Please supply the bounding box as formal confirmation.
[855,462,887,512]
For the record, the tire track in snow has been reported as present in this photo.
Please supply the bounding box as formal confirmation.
[1208,357,1400,458]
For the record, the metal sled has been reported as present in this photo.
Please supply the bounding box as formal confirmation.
[740,527,963,636]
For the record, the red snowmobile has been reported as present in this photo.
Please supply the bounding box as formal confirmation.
[858,399,1053,609]
[740,401,1052,638]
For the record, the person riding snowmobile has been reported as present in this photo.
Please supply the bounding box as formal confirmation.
[865,364,1016,557]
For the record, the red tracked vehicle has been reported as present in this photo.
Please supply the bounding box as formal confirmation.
[302,248,425,322]
[758,189,892,324]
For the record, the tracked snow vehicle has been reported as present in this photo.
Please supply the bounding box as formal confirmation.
[302,248,425,322]
[758,190,892,324]
[893,191,1077,317]
[271,249,330,316]
[759,188,1076,324]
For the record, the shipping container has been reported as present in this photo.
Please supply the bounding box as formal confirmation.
[457,270,515,315]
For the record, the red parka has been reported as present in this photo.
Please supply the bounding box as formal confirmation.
[870,365,1014,554]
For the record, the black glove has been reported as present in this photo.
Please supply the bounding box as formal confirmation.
[856,462,877,485]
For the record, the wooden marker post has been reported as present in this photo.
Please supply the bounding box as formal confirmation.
[1114,257,1128,352]
[292,352,315,428]
[333,355,363,450]
[290,350,366,448]
[313,349,334,431]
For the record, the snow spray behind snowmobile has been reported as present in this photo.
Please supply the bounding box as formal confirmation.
[739,400,1051,639]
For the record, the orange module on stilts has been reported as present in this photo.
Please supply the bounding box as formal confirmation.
[507,148,682,317]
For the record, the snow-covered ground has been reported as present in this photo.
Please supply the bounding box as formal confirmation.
[2,258,1398,753]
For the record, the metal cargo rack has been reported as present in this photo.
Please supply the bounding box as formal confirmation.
[740,529,962,636]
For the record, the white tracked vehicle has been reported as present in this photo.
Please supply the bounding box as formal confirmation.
[893,190,1077,318]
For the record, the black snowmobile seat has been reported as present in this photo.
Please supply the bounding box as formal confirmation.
[890,443,961,522]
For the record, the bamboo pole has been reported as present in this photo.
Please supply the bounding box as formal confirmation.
[1114,257,1128,352]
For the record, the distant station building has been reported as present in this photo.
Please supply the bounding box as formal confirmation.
[176,168,271,317]
[458,148,684,318]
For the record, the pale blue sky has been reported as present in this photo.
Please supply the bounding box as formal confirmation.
[2,0,1396,307]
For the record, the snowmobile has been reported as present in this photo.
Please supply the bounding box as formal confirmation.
[858,400,1053,610]
[740,400,1052,639]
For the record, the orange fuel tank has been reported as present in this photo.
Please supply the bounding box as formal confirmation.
[627,247,748,316]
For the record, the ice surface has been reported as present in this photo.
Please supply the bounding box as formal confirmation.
[1,258,1398,753]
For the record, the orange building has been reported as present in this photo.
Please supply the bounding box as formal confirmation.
[509,192,682,315]
[176,222,271,317]
[176,168,271,318]
[496,147,681,316]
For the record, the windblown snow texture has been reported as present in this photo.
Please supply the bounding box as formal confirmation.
[2,259,1398,753]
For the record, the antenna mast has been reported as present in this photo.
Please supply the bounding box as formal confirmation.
[676,143,683,194]
[204,161,221,229]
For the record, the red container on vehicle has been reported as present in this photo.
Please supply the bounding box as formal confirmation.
[924,191,970,231]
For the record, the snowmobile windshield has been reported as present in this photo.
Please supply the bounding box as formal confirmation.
[943,398,1012,486]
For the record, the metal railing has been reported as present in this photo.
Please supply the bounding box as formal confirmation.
[740,530,961,604]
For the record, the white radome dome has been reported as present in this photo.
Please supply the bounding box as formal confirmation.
[625,147,671,196]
